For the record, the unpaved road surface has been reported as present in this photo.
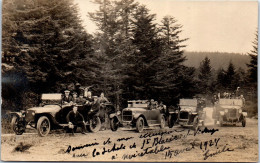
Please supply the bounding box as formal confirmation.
[1,118,258,162]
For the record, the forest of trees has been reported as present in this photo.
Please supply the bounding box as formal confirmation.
[2,0,257,115]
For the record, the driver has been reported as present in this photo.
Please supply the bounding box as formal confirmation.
[66,106,87,135]
[62,90,73,105]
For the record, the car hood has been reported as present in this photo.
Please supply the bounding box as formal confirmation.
[218,105,241,109]
[123,107,147,112]
[28,105,61,113]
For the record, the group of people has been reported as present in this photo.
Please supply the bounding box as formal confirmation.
[62,87,110,135]
[211,88,246,106]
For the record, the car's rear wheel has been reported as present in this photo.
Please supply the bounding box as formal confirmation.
[11,116,24,135]
[87,116,101,132]
[160,115,165,129]
[242,117,246,127]
[136,117,144,133]
[37,116,51,137]
[110,117,119,131]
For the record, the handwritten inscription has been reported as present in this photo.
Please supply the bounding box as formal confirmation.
[203,144,234,160]
[65,142,99,153]
[64,127,232,161]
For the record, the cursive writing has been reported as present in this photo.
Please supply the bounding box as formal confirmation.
[203,145,234,160]
[65,142,99,153]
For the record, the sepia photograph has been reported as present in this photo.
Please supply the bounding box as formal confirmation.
[1,0,258,162]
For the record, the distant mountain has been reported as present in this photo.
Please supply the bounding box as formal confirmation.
[183,51,250,70]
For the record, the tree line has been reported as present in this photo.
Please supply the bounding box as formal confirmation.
[2,0,257,113]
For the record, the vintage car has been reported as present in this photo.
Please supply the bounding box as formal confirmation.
[177,98,206,131]
[10,93,102,137]
[110,100,166,132]
[212,98,247,127]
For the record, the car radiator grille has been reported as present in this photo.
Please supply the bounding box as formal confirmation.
[122,111,132,121]
[228,109,237,117]
[25,110,35,122]
[180,112,189,119]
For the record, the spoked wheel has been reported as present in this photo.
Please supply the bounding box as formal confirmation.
[136,117,144,133]
[87,116,101,132]
[110,117,119,131]
[11,116,25,135]
[160,115,165,129]
[37,116,51,137]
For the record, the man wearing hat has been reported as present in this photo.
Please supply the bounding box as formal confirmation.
[76,93,87,105]
[72,92,78,104]
[62,90,73,104]
[66,105,87,134]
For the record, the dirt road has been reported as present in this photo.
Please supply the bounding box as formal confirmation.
[1,118,258,162]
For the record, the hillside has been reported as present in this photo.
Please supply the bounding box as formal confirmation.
[183,51,250,70]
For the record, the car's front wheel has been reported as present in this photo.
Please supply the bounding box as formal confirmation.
[37,116,51,137]
[136,117,144,133]
[110,117,119,132]
[87,116,101,132]
[11,116,25,135]
[160,115,165,129]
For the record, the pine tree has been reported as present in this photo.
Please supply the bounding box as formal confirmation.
[198,56,212,94]
[247,31,258,84]
[226,61,236,90]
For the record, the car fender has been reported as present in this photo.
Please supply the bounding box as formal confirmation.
[219,111,225,116]
[133,113,144,120]
[10,112,23,118]
[109,113,118,119]
[242,112,247,117]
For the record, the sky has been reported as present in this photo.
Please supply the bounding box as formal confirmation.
[74,0,258,54]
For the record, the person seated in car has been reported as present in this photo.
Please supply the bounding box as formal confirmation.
[72,92,78,104]
[85,91,94,106]
[76,93,87,105]
[91,96,100,113]
[66,106,87,135]
[99,92,109,104]
[62,90,73,105]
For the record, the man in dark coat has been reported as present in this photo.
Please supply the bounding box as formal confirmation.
[62,90,73,104]
[66,106,87,134]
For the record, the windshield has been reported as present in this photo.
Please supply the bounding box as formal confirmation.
[219,99,243,106]
[128,101,148,108]
[41,94,62,105]
[179,99,197,106]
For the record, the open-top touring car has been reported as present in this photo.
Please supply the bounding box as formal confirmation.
[109,100,166,132]
[212,98,247,127]
[177,98,206,131]
[10,93,102,136]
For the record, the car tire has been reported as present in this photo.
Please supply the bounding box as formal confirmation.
[242,117,246,127]
[11,116,24,135]
[160,115,165,129]
[110,117,119,132]
[136,117,144,133]
[87,116,101,133]
[37,116,51,137]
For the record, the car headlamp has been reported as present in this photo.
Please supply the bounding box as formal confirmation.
[117,111,121,115]
[239,109,242,113]
[32,111,35,116]
[225,109,228,113]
